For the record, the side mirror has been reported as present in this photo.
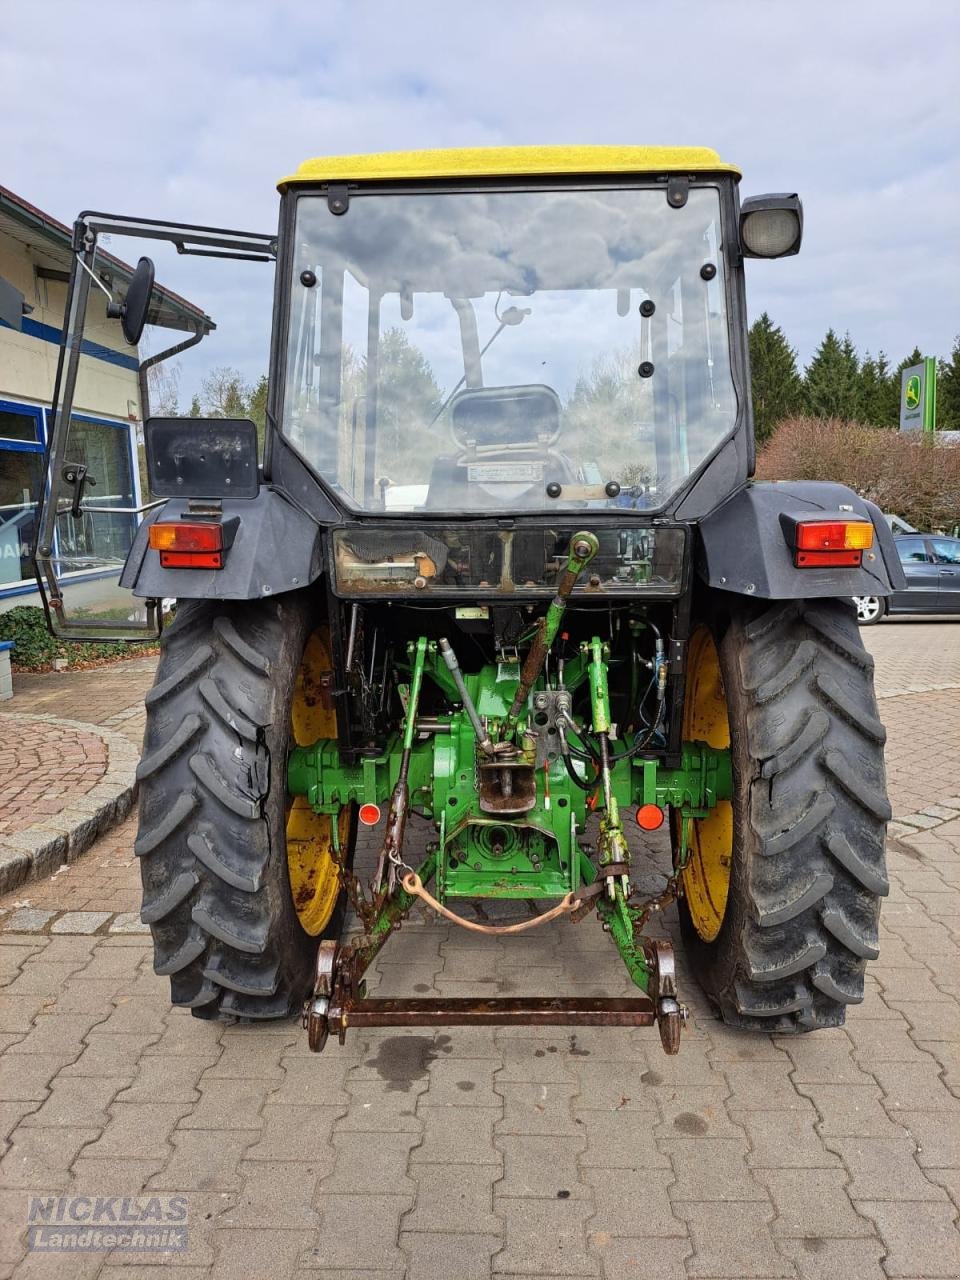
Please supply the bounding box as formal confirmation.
[107,256,156,345]
[739,195,803,258]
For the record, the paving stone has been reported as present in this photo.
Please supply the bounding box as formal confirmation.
[147,1128,257,1192]
[496,1082,582,1137]
[565,1060,660,1112]
[49,911,111,935]
[496,1037,580,1085]
[399,1231,501,1280]
[856,1200,960,1277]
[653,1087,747,1141]
[59,1033,158,1078]
[305,1195,411,1272]
[915,1038,960,1090]
[251,1054,351,1106]
[586,1237,691,1280]
[720,1060,809,1111]
[403,1162,502,1234]
[0,1124,98,1188]
[874,965,951,1003]
[574,1108,670,1169]
[843,1019,929,1062]
[664,1137,767,1201]
[80,1102,193,1160]
[204,1031,296,1079]
[321,1130,417,1195]
[82,997,168,1037]
[108,914,150,934]
[334,1080,424,1133]
[115,1054,215,1104]
[896,1111,960,1167]
[13,1251,105,1279]
[211,1227,315,1279]
[871,1059,960,1113]
[825,1135,948,1201]
[2,1059,89,1111]
[585,1167,685,1238]
[68,1156,168,1194]
[177,1077,269,1130]
[50,980,125,1015]
[3,910,53,933]
[423,1055,500,1107]
[221,1160,322,1228]
[411,1105,498,1163]
[888,999,960,1043]
[758,1167,877,1238]
[497,1132,588,1199]
[735,1106,842,1169]
[494,1197,600,1275]
[796,1083,903,1137]
[0,995,48,1035]
[243,1104,345,1163]
[924,1167,960,1211]
[777,1035,872,1084]
[776,1236,888,1280]
[675,1201,794,1276]
[3,962,88,998]
[4,1013,101,1066]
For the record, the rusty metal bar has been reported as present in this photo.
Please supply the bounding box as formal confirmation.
[331,996,656,1028]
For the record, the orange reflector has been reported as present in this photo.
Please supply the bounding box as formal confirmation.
[358,803,381,826]
[149,521,223,552]
[636,803,665,830]
[795,520,873,552]
[149,521,224,569]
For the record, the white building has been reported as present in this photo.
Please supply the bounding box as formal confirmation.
[0,186,212,613]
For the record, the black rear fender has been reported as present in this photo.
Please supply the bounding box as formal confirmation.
[120,488,323,601]
[695,481,906,601]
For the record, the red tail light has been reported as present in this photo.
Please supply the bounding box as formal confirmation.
[792,519,873,568]
[149,521,223,568]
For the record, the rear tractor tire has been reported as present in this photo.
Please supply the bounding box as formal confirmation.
[675,598,890,1033]
[135,595,355,1019]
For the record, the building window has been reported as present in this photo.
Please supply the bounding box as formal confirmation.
[0,401,44,588]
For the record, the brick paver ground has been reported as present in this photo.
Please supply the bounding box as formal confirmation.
[0,622,956,1278]
[0,659,156,896]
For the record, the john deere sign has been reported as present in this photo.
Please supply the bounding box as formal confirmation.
[900,357,937,432]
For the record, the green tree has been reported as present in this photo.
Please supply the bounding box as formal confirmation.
[937,336,960,430]
[188,394,202,417]
[747,312,803,442]
[858,351,897,427]
[803,329,861,420]
[248,374,269,457]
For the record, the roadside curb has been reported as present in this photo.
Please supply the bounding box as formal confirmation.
[0,711,140,896]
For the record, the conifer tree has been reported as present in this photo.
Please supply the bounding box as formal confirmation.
[858,351,897,427]
[748,313,803,441]
[803,329,861,420]
[937,336,960,430]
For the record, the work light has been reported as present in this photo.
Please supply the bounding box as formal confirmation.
[739,194,803,258]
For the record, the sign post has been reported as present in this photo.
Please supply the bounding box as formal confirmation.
[899,357,937,432]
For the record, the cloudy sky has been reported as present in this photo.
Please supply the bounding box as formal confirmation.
[4,0,957,402]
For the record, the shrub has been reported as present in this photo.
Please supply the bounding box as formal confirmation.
[0,605,153,672]
[756,417,960,532]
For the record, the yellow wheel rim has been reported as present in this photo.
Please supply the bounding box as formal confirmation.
[286,628,349,935]
[679,627,733,943]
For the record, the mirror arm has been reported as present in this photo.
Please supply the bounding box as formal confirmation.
[137,324,206,421]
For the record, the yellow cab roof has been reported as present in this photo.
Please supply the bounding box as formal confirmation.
[279,145,740,189]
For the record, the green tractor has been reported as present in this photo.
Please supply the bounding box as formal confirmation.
[36,147,902,1053]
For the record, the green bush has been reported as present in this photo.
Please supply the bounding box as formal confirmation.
[0,606,151,672]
